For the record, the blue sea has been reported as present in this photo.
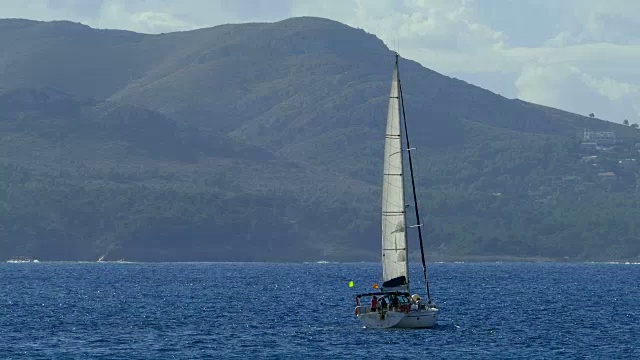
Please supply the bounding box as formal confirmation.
[1,262,638,359]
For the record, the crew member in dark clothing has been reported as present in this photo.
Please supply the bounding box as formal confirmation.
[379,297,388,311]
[391,294,399,310]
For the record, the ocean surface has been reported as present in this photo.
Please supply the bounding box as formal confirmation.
[0,261,638,359]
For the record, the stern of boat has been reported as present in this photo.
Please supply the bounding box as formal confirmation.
[356,307,405,329]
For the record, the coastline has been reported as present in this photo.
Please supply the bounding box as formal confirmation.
[4,256,639,264]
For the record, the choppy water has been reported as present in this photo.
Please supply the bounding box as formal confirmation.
[1,262,638,359]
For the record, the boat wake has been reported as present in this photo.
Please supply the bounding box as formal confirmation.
[6,256,39,263]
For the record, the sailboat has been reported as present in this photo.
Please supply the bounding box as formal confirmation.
[355,53,439,329]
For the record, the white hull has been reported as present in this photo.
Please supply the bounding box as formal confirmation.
[357,307,438,329]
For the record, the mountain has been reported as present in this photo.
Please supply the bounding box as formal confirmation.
[1,17,639,262]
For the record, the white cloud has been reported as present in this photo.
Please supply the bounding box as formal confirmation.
[129,11,193,33]
[89,2,199,33]
[554,0,640,46]
[516,63,640,123]
[291,0,505,52]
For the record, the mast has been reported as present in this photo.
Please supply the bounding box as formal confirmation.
[395,53,432,300]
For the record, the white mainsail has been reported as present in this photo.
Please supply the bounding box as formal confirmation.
[381,60,409,288]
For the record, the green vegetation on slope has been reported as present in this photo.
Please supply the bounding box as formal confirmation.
[0,17,639,261]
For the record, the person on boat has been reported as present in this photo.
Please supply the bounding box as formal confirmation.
[379,296,388,311]
[370,296,378,312]
[412,297,421,311]
[391,294,399,310]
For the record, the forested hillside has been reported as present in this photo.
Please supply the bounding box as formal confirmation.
[1,17,638,261]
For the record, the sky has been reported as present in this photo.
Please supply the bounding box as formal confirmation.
[2,0,639,124]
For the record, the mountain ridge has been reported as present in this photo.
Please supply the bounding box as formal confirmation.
[1,17,639,261]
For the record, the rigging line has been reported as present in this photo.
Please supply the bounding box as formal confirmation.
[395,52,432,301]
